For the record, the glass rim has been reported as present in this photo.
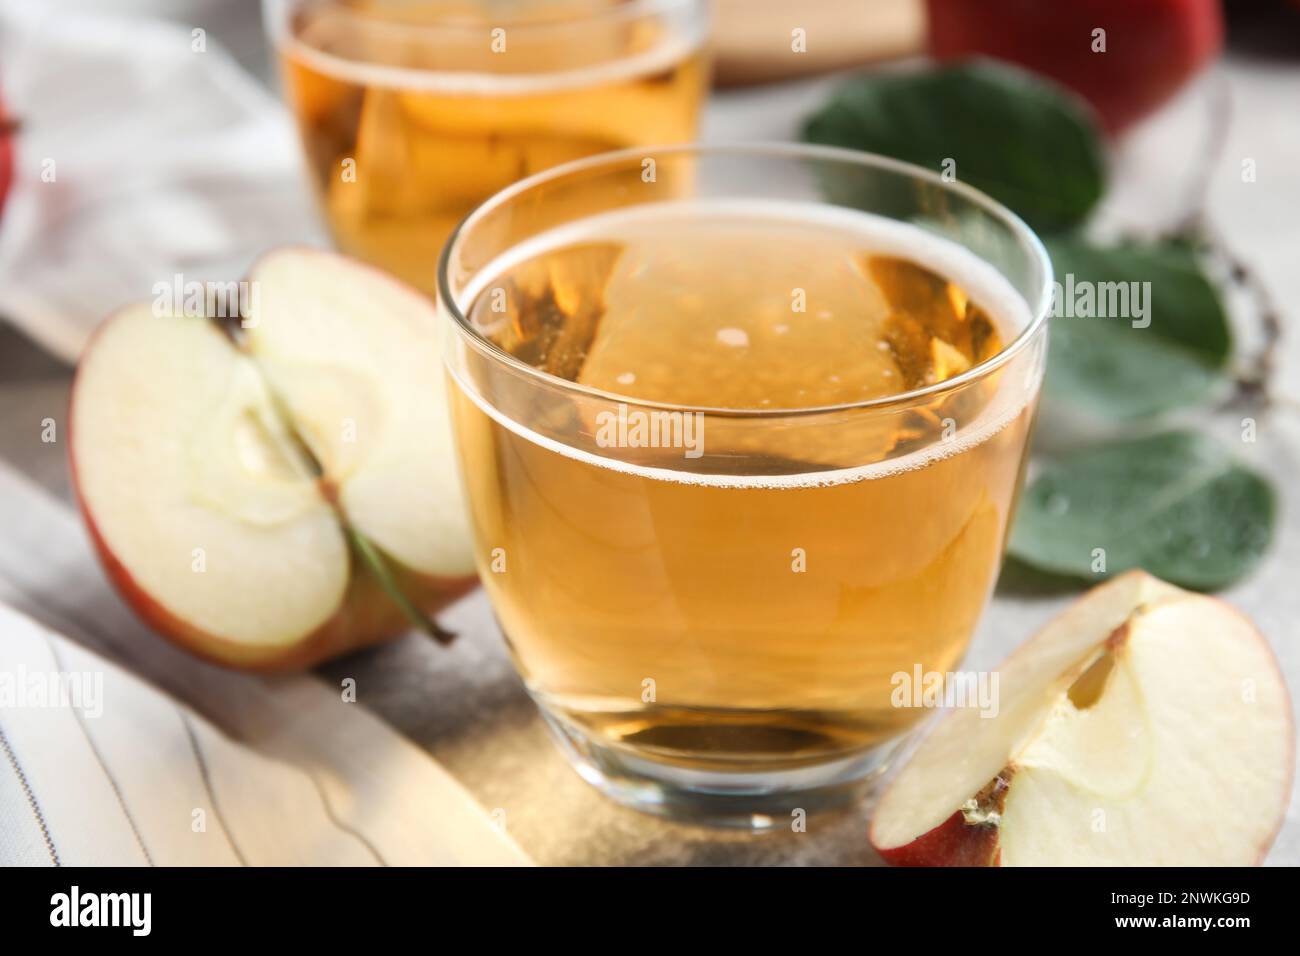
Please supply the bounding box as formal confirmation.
[264,0,706,81]
[439,141,1054,419]
[263,0,707,95]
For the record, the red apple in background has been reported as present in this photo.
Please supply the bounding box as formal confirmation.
[870,572,1294,866]
[70,248,478,671]
[0,93,14,223]
[926,0,1224,132]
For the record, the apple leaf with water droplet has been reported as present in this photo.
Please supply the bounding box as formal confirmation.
[1008,431,1274,590]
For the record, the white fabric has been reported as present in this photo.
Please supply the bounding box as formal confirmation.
[0,0,323,362]
[0,460,530,866]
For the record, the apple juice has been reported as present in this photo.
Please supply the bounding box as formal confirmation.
[447,199,1042,772]
[277,0,708,295]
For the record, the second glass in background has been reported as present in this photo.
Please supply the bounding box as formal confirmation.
[265,0,711,293]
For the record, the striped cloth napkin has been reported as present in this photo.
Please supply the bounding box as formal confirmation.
[0,460,530,866]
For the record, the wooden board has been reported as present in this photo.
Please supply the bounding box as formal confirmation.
[712,0,926,86]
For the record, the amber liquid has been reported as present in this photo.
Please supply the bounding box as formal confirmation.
[278,0,708,293]
[449,202,1039,772]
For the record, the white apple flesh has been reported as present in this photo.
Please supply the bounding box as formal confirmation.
[870,571,1294,866]
[70,248,477,671]
[242,248,476,581]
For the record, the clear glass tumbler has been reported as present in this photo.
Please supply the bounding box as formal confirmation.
[439,142,1052,827]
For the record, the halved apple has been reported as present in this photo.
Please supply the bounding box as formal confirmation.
[70,248,477,671]
[870,571,1294,866]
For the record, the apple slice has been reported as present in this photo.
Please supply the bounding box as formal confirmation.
[870,571,1294,866]
[70,249,477,671]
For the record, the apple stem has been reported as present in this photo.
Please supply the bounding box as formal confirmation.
[1152,74,1281,410]
[205,310,458,647]
[347,527,458,646]
[960,768,1015,827]
[1167,71,1232,242]
[1217,229,1282,410]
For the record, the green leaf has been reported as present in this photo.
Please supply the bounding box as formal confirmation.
[801,61,1105,233]
[1045,238,1232,420]
[1008,431,1275,591]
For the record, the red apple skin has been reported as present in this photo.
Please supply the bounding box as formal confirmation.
[874,810,1002,867]
[71,454,476,672]
[926,0,1224,132]
[0,94,13,224]
[67,315,478,674]
[873,766,1013,866]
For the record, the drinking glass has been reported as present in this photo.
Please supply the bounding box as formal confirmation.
[439,143,1052,827]
[263,0,711,294]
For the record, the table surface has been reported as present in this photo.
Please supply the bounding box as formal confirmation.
[2,6,1298,866]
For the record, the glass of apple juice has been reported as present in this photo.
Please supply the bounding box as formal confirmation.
[438,143,1053,827]
[264,0,711,296]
